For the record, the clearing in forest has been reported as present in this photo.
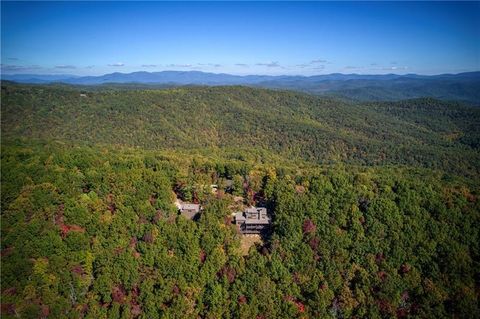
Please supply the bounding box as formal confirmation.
[240,234,263,256]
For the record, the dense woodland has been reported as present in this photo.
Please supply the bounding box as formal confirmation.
[1,83,479,318]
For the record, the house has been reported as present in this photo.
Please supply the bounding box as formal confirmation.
[179,203,201,220]
[234,207,270,234]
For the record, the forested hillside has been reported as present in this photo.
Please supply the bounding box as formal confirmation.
[1,83,479,318]
[2,84,479,177]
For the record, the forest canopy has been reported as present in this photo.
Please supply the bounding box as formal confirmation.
[1,83,479,318]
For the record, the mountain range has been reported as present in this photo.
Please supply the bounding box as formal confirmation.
[2,70,480,104]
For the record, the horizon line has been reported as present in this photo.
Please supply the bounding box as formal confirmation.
[2,70,480,79]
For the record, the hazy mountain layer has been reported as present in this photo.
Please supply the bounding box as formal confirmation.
[3,71,479,105]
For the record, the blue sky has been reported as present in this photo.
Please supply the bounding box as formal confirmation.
[1,1,479,76]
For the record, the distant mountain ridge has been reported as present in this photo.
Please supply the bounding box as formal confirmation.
[2,71,287,85]
[2,70,480,104]
[4,70,479,84]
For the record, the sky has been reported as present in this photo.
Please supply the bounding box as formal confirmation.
[1,1,479,76]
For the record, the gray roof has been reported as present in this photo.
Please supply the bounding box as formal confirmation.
[245,218,270,225]
[245,207,267,214]
[235,212,246,222]
[181,203,200,210]
[235,206,270,224]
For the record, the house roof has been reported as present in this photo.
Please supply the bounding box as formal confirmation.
[245,218,270,225]
[235,212,246,222]
[180,203,201,211]
[245,207,267,214]
[235,207,270,224]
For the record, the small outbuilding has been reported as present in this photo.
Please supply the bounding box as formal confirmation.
[179,203,201,220]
